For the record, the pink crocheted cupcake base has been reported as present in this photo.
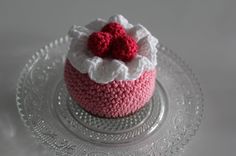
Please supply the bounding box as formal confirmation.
[64,60,156,118]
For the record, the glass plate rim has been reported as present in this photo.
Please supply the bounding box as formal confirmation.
[16,36,204,156]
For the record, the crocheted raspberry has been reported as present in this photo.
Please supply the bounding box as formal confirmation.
[111,35,138,62]
[101,22,126,39]
[87,32,112,57]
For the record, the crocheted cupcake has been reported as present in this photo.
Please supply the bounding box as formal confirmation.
[64,15,159,118]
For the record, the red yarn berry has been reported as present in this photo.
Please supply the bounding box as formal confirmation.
[111,35,138,62]
[101,22,126,39]
[87,32,112,57]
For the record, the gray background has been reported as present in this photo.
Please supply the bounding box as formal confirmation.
[0,0,236,155]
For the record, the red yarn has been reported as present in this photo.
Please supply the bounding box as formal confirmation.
[87,32,112,57]
[88,23,138,61]
[111,35,138,62]
[64,59,156,118]
[101,22,126,39]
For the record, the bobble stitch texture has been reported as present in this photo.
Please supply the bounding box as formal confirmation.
[111,35,138,62]
[87,32,112,57]
[101,22,126,39]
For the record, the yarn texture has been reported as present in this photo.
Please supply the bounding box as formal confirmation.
[67,15,159,84]
[64,60,156,118]
[101,22,126,39]
[87,32,112,57]
[65,15,158,118]
[111,35,138,61]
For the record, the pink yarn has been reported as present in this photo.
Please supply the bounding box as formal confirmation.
[64,59,156,118]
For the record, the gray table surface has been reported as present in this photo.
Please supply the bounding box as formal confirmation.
[1,0,236,155]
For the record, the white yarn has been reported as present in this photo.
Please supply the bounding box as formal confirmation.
[67,14,159,84]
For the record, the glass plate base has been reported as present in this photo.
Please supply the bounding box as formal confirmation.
[54,79,167,145]
[16,36,204,156]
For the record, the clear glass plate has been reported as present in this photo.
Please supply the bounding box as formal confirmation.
[16,36,204,156]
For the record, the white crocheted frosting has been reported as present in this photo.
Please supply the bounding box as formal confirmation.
[67,14,159,84]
